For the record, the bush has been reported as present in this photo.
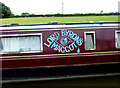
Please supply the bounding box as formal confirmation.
[0,2,13,18]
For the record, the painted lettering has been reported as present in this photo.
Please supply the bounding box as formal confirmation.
[76,38,83,46]
[61,47,65,53]
[44,29,83,53]
[64,46,70,52]
[51,42,58,51]
[54,32,60,39]
[61,30,66,36]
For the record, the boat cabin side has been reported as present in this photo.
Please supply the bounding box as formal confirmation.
[0,23,120,55]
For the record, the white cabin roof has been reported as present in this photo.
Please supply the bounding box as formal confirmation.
[0,22,120,31]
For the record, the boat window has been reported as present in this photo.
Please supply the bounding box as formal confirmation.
[84,31,95,50]
[0,33,43,53]
[115,31,120,48]
[0,38,3,51]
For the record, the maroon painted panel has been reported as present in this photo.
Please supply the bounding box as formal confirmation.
[2,53,120,69]
[1,27,119,55]
[1,26,120,69]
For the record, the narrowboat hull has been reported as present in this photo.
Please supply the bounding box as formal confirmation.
[2,50,120,83]
[0,22,120,83]
[2,50,120,69]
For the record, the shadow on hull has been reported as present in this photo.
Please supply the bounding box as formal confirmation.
[3,63,120,83]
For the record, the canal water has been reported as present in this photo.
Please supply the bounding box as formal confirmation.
[2,75,120,88]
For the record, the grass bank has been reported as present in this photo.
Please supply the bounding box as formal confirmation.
[0,15,119,26]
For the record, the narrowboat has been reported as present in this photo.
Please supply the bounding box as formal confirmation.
[0,22,120,83]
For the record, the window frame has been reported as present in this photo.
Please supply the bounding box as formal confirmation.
[115,30,120,48]
[84,31,96,50]
[0,33,43,54]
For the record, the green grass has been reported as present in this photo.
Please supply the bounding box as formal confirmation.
[0,15,119,26]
